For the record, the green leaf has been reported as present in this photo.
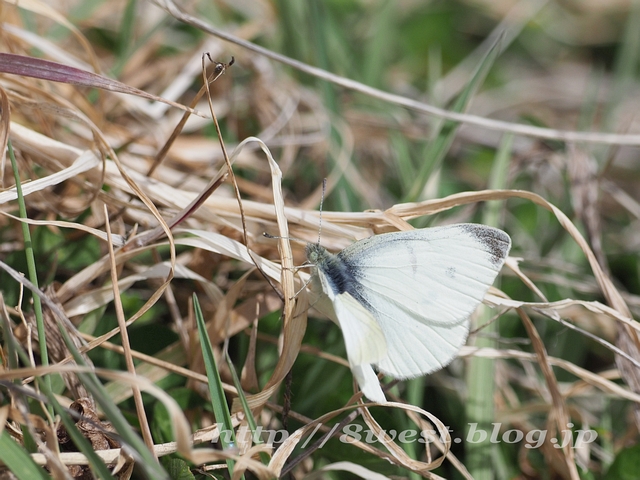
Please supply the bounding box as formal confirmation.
[0,431,49,480]
[605,444,640,480]
[163,457,196,480]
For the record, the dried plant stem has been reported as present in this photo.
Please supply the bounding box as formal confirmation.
[104,205,156,458]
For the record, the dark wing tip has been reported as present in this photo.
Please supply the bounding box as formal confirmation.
[462,224,511,267]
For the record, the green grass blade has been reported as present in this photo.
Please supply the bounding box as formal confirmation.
[577,67,605,133]
[7,141,52,410]
[306,0,360,210]
[406,36,503,202]
[276,0,309,64]
[224,350,270,464]
[1,313,114,477]
[403,377,425,480]
[391,131,416,193]
[465,132,513,480]
[117,0,137,60]
[0,430,49,480]
[56,323,168,479]
[308,0,337,113]
[604,1,640,130]
[193,294,238,476]
[362,0,395,88]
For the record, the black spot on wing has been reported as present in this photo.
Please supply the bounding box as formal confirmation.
[446,266,456,278]
[407,243,418,275]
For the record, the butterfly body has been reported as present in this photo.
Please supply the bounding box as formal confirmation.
[306,223,511,403]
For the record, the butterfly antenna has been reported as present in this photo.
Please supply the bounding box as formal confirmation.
[263,232,308,245]
[317,178,327,246]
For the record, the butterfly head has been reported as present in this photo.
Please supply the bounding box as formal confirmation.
[305,243,328,266]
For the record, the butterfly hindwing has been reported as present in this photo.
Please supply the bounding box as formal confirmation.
[314,269,388,367]
[375,315,469,378]
[351,363,386,404]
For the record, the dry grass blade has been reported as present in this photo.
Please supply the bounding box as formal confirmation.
[0,211,124,246]
[304,461,394,479]
[228,137,309,410]
[2,0,100,70]
[359,402,452,473]
[148,54,233,176]
[103,206,155,456]
[0,53,205,116]
[154,0,640,145]
[268,405,357,475]
[0,150,99,204]
[518,308,579,480]
[0,87,10,177]
[459,346,640,403]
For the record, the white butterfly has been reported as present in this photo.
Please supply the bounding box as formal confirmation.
[306,223,511,403]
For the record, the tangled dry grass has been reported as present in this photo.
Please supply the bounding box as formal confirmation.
[1,1,640,479]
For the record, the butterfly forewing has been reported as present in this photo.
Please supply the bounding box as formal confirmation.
[339,224,510,326]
